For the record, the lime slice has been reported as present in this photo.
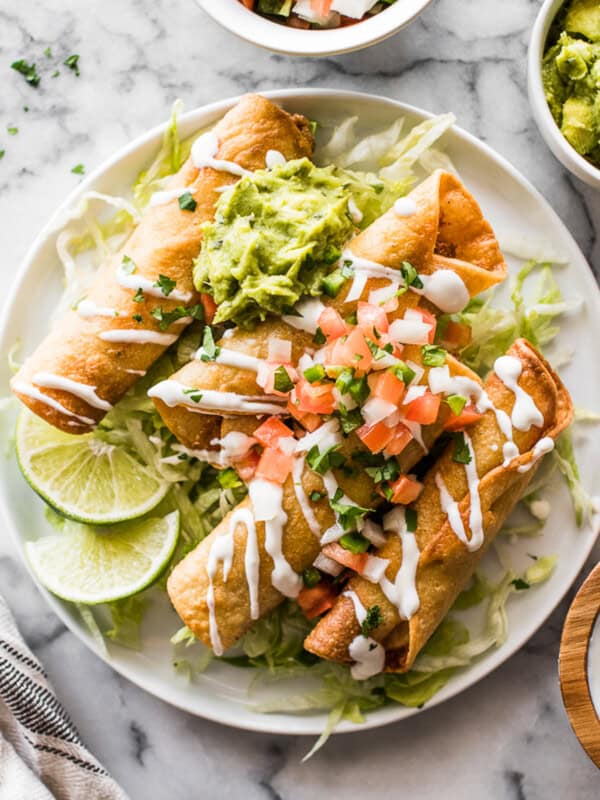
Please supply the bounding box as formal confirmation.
[26,511,180,604]
[16,410,169,525]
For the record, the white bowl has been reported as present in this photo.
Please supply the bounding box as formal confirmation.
[528,0,600,189]
[195,0,433,57]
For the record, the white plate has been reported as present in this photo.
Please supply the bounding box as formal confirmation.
[1,89,599,736]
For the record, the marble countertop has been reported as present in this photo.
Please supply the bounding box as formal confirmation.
[1,0,599,796]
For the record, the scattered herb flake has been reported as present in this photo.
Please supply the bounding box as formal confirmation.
[121,255,136,275]
[306,444,346,475]
[361,605,382,636]
[64,54,80,76]
[313,327,326,346]
[452,432,472,464]
[309,491,325,503]
[199,325,220,361]
[71,163,85,175]
[273,365,295,394]
[153,274,177,296]
[178,191,197,212]
[302,567,321,588]
[183,387,203,403]
[132,313,143,323]
[132,288,144,303]
[44,47,52,58]
[0,150,5,160]
[511,578,530,591]
[11,59,40,87]
[7,126,18,136]
[405,508,418,532]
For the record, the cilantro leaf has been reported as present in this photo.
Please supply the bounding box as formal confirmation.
[360,605,383,636]
[11,59,40,87]
[178,191,197,212]
[452,432,472,464]
[153,274,177,296]
[64,54,80,76]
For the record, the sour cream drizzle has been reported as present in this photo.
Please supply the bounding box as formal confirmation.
[343,590,385,680]
[115,261,193,304]
[265,149,286,169]
[517,436,555,473]
[147,380,287,416]
[194,346,264,372]
[76,299,119,319]
[148,185,195,208]
[292,455,321,538]
[11,381,96,426]
[494,356,544,431]
[206,530,236,656]
[191,131,253,178]
[32,372,112,411]
[378,507,420,620]
[462,432,484,550]
[282,297,326,334]
[248,479,302,598]
[99,330,178,346]
[393,197,417,217]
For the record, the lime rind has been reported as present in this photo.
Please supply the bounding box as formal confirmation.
[16,410,169,525]
[26,511,180,604]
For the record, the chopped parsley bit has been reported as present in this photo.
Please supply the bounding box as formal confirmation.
[451,432,472,464]
[0,150,5,160]
[302,567,322,588]
[23,106,29,112]
[337,404,363,434]
[51,70,60,78]
[121,254,136,275]
[132,313,143,323]
[218,467,243,489]
[405,508,418,532]
[151,304,203,331]
[199,326,220,361]
[511,578,530,591]
[11,59,41,87]
[447,394,467,416]
[313,327,326,346]
[303,364,325,383]
[309,490,325,503]
[365,459,400,486]
[153,273,177,296]
[183,387,203,403]
[306,444,345,475]
[401,261,423,289]
[71,163,85,175]
[361,605,383,636]
[273,365,295,394]
[339,531,371,552]
[178,191,197,212]
[392,361,416,385]
[44,47,52,58]
[132,288,144,303]
[7,127,18,136]
[331,488,372,532]
[64,54,80,76]
[421,344,447,367]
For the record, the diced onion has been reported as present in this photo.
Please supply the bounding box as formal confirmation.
[362,397,398,426]
[388,319,431,345]
[313,552,344,576]
[268,337,292,364]
[361,519,386,548]
[361,555,390,583]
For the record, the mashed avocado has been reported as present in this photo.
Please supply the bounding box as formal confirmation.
[194,158,356,329]
[542,0,600,167]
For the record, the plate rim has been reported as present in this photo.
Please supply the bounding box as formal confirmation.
[1,88,599,737]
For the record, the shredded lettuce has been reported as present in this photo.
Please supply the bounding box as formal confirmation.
[104,594,149,649]
[133,100,187,208]
[554,429,592,526]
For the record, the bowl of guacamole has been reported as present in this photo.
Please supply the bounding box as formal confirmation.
[528,0,600,188]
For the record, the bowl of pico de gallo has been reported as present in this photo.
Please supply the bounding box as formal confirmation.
[196,0,434,56]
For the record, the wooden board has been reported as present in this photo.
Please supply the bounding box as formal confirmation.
[559,562,600,768]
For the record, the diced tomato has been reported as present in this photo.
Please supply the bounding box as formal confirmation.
[295,378,336,415]
[287,394,322,432]
[311,0,332,15]
[318,307,348,340]
[240,0,255,8]
[370,371,406,406]
[384,424,413,456]
[297,582,338,619]
[441,320,472,350]
[255,446,294,484]
[389,475,423,505]
[357,302,389,336]
[254,417,294,449]
[200,293,217,324]
[235,449,260,482]
[406,307,437,343]
[404,391,441,424]
[329,328,372,374]
[322,543,368,574]
[443,404,483,432]
[356,420,396,453]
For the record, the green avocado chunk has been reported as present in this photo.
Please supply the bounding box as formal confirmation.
[542,0,600,167]
[194,158,356,329]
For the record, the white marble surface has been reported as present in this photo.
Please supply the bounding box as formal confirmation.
[1,0,599,797]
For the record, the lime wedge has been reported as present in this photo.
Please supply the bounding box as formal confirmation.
[16,410,169,525]
[26,511,180,604]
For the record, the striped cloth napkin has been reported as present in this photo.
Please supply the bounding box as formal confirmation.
[0,595,129,800]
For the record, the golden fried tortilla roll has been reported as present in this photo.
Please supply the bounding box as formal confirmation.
[304,339,573,673]
[11,95,314,433]
[166,353,481,654]
[152,170,506,450]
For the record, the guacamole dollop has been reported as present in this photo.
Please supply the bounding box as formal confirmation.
[194,158,356,329]
[542,0,600,167]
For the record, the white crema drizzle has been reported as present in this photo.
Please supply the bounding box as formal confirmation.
[343,590,385,680]
[191,131,253,178]
[99,330,179,346]
[11,381,96,426]
[115,261,193,304]
[194,346,264,372]
[32,372,113,411]
[494,356,544,431]
[76,299,119,319]
[378,507,421,620]
[147,381,287,416]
